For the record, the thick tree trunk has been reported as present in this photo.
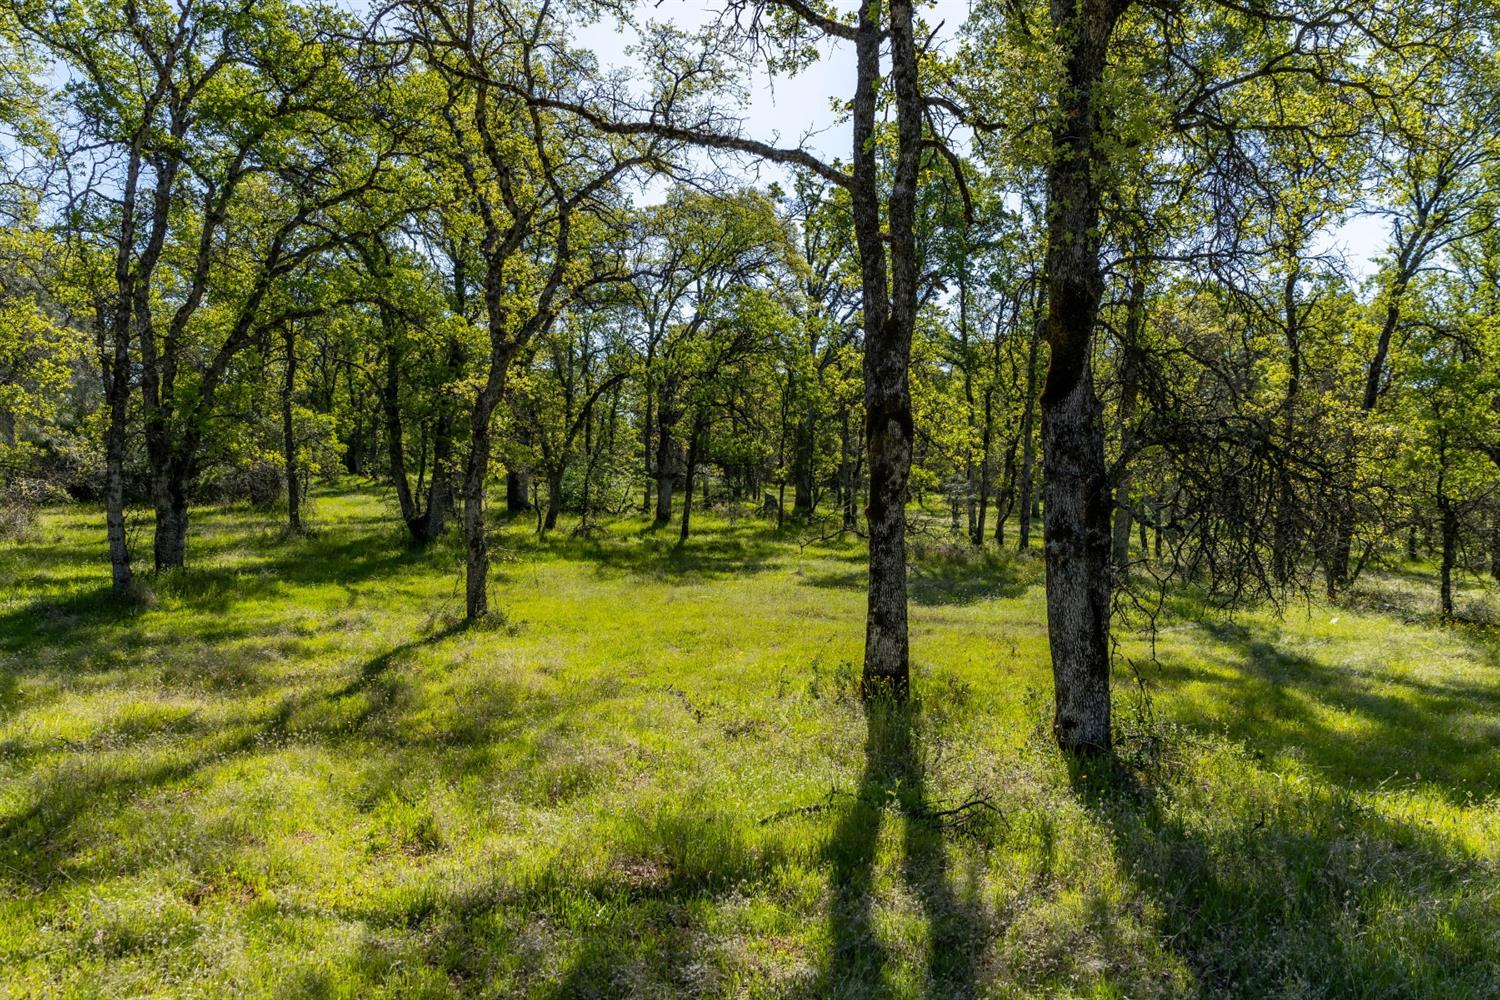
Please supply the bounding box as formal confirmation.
[418,429,454,543]
[862,387,912,696]
[1041,369,1113,755]
[851,0,922,698]
[1040,0,1122,755]
[151,465,189,571]
[654,419,675,526]
[282,325,301,534]
[506,423,532,515]
[679,413,704,543]
[974,388,994,546]
[1439,496,1457,620]
[464,355,512,622]
[381,331,422,536]
[506,468,530,515]
[102,323,133,592]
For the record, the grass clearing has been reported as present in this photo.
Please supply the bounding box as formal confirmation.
[2,483,1498,997]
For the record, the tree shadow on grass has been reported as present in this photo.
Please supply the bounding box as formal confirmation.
[800,546,1035,608]
[1070,757,1500,997]
[0,582,150,656]
[821,699,988,998]
[477,808,789,998]
[0,621,471,895]
[1155,619,1500,805]
[0,521,439,662]
[516,527,784,583]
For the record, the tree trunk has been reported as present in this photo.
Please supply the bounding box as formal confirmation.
[679,413,704,543]
[974,388,993,546]
[960,269,980,544]
[418,429,454,544]
[506,468,530,515]
[506,422,532,515]
[151,463,189,571]
[381,336,420,533]
[101,319,133,592]
[654,417,676,526]
[1040,0,1122,755]
[464,356,511,622]
[792,407,815,518]
[851,0,921,698]
[545,466,563,531]
[282,325,302,534]
[995,437,1017,547]
[840,407,860,532]
[1440,496,1457,621]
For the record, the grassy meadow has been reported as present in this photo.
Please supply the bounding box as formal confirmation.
[1,482,1498,998]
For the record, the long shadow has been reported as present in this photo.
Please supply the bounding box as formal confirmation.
[500,806,789,997]
[515,525,788,583]
[0,617,476,898]
[317,620,469,733]
[821,700,985,998]
[1157,619,1500,804]
[0,520,438,661]
[1071,759,1499,996]
[801,549,1036,607]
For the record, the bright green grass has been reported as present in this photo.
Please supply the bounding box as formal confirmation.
[1,483,1498,998]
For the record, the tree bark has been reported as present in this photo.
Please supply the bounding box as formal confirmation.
[975,387,993,546]
[840,407,860,532]
[1275,269,1304,588]
[464,355,511,621]
[150,462,190,571]
[960,268,980,544]
[791,406,815,518]
[382,334,419,531]
[506,421,532,515]
[1040,0,1123,755]
[506,468,531,515]
[654,421,675,527]
[852,0,922,698]
[101,315,133,592]
[679,411,704,543]
[1439,496,1457,620]
[995,436,1018,547]
[282,324,302,534]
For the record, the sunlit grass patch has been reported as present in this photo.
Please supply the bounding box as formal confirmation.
[1,484,1498,996]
